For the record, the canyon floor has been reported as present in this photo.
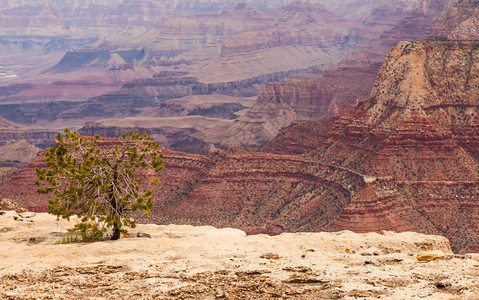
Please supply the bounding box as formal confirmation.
[1,210,479,299]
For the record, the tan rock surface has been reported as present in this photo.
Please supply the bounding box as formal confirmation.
[0,139,41,166]
[1,211,478,299]
[0,198,26,212]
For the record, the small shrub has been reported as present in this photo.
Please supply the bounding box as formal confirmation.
[36,129,164,241]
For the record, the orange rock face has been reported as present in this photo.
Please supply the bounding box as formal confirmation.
[3,41,479,253]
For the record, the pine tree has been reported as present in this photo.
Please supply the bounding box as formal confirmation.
[36,128,164,241]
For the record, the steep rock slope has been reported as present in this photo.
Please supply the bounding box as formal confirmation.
[221,64,380,147]
[224,0,454,148]
[432,0,479,40]
[266,41,479,252]
[162,41,479,253]
[4,41,479,253]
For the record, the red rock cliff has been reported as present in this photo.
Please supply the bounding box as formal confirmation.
[4,41,479,253]
[432,0,479,40]
[308,41,479,253]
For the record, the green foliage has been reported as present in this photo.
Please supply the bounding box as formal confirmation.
[36,128,164,241]
[54,229,105,244]
[54,233,82,244]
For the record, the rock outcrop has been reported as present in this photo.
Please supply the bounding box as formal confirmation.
[432,0,479,40]
[2,210,478,299]
[0,198,26,212]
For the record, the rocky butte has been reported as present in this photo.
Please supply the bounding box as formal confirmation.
[3,40,479,254]
[266,40,479,253]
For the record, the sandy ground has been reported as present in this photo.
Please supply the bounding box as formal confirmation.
[1,210,479,299]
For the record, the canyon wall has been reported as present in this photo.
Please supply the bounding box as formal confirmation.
[224,0,454,149]
[280,41,479,252]
[4,41,479,253]
[153,41,479,252]
[432,0,479,40]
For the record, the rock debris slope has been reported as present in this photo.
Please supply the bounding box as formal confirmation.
[3,41,479,254]
[1,211,479,299]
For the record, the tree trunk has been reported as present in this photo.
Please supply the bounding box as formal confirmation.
[110,166,121,241]
[111,225,121,240]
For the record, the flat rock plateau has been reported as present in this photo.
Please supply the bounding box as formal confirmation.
[1,210,478,300]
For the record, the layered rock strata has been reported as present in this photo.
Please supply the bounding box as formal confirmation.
[222,64,380,147]
[160,41,479,252]
[432,0,479,40]
[3,43,479,253]
[226,0,454,148]
[266,41,479,252]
